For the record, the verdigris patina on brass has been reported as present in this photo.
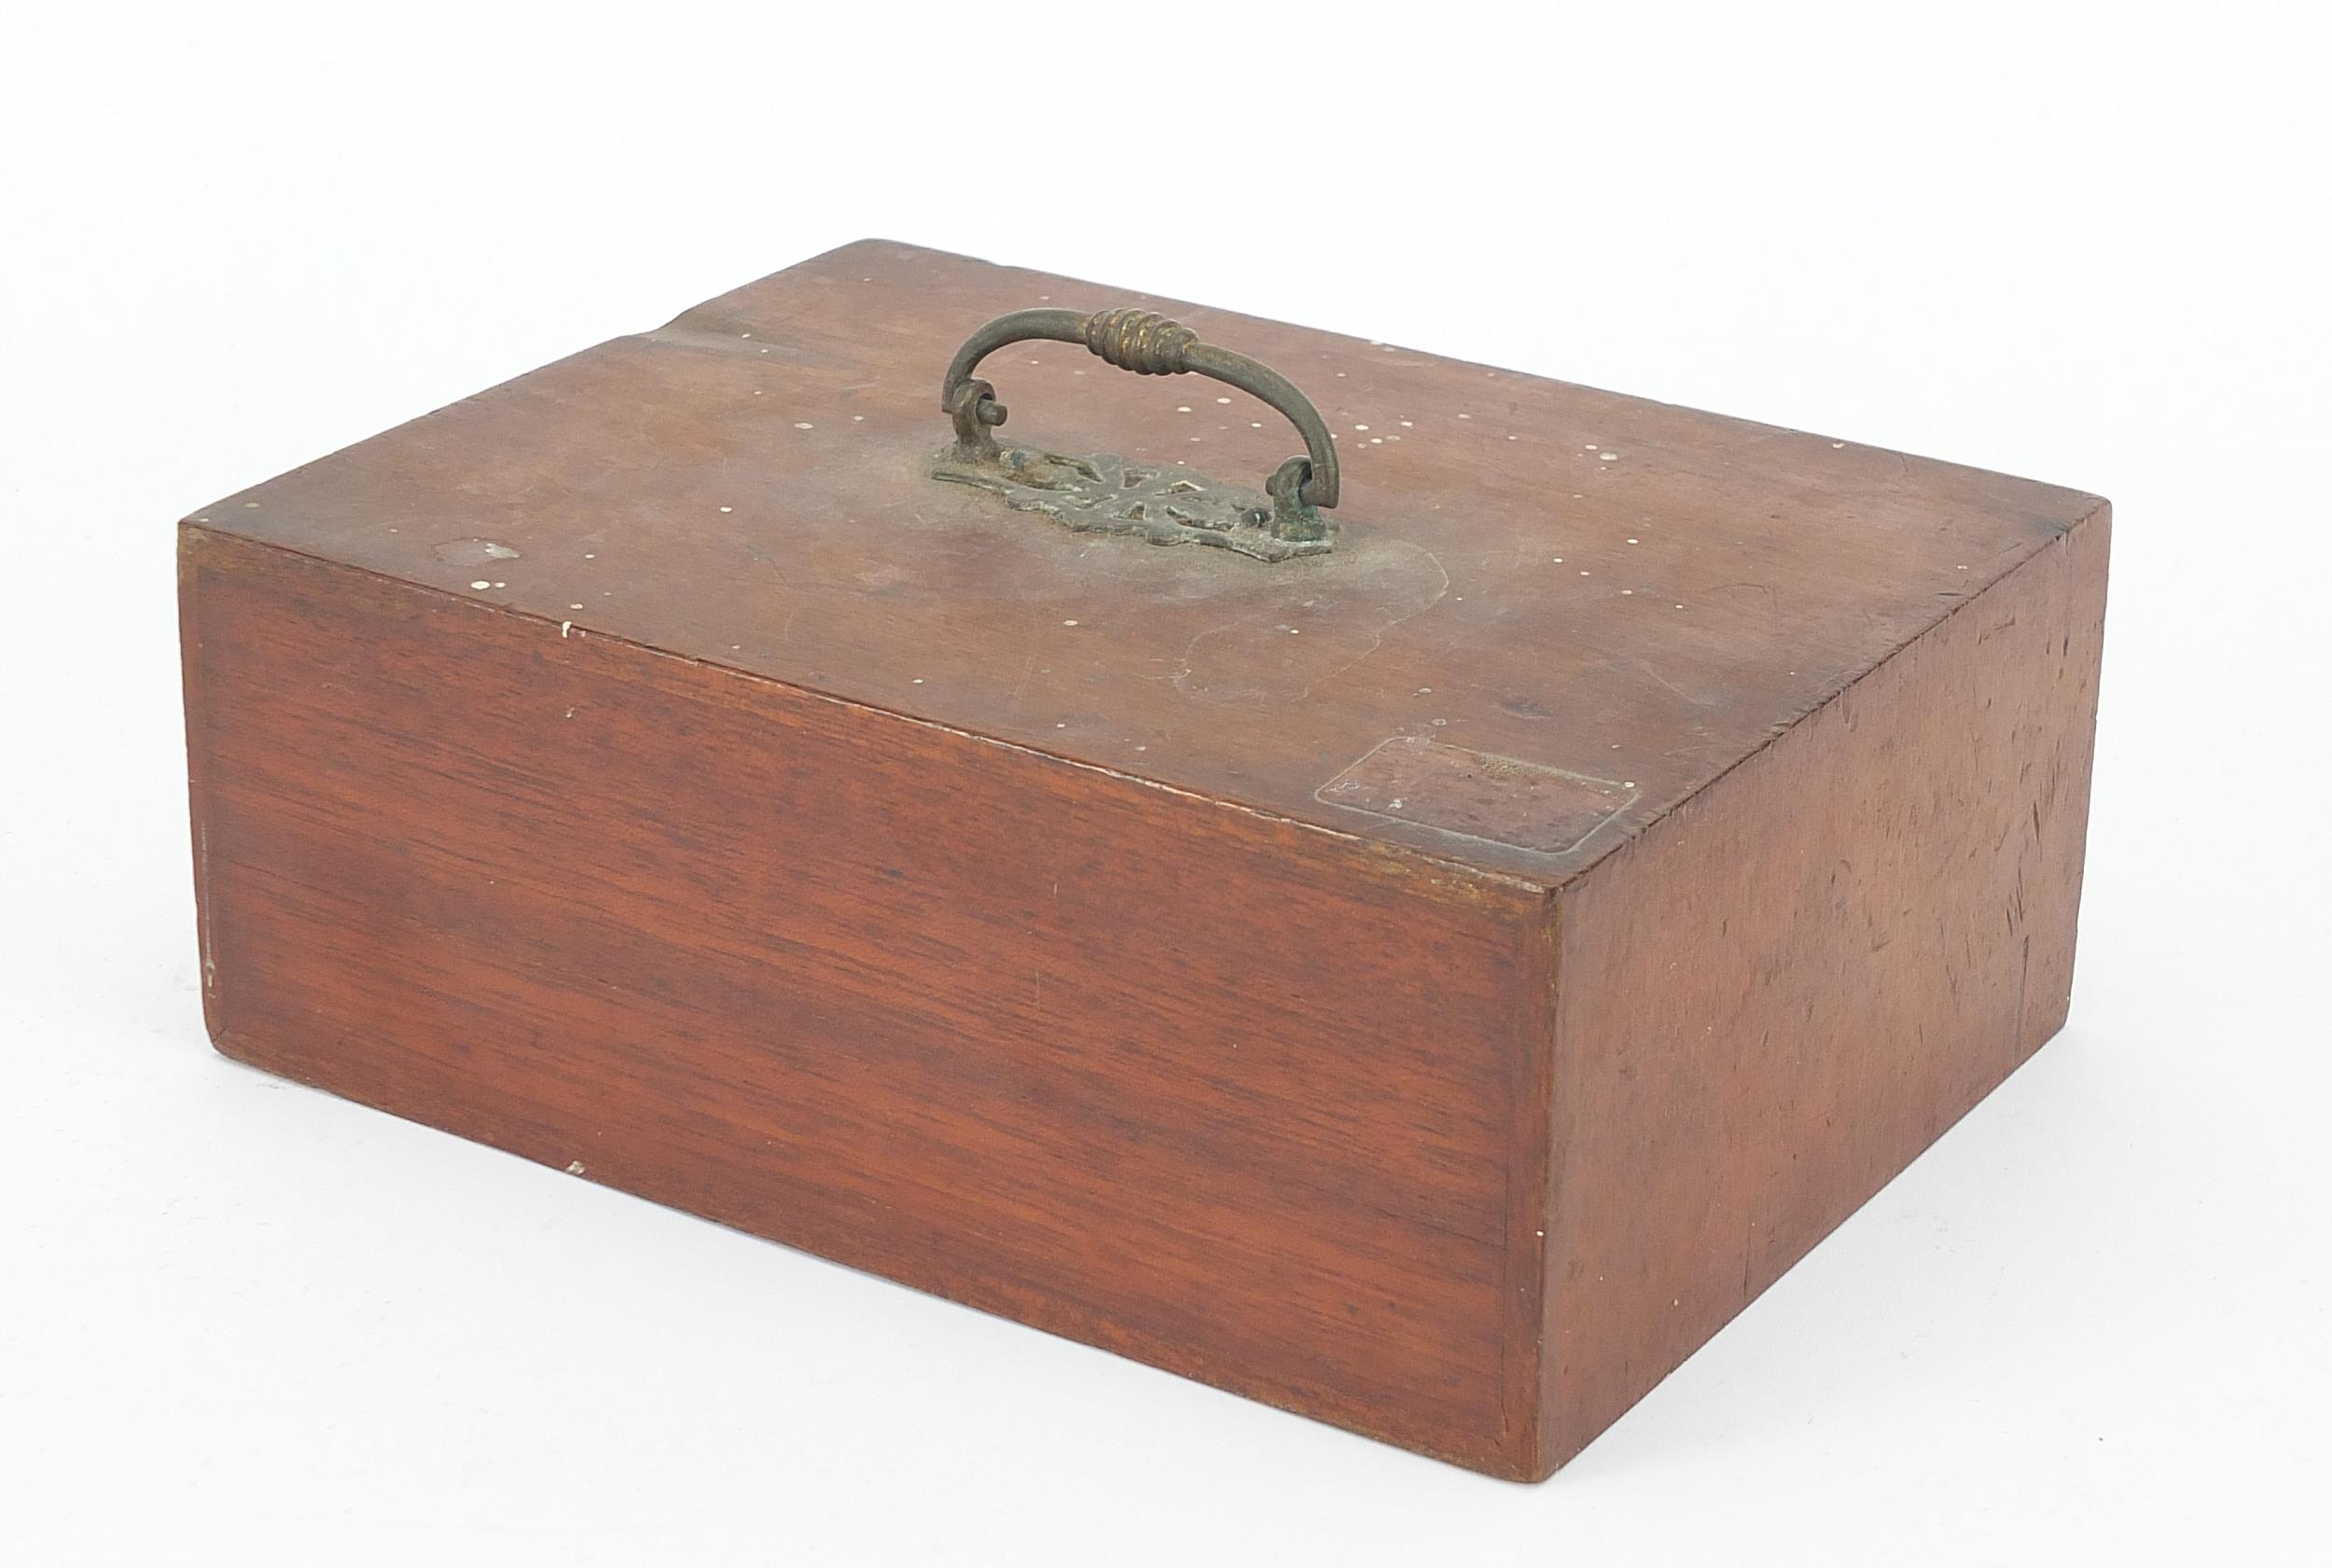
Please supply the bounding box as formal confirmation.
[933,306,1339,562]
[932,445,1331,562]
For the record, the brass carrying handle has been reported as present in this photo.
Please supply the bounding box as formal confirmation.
[939,307,1341,510]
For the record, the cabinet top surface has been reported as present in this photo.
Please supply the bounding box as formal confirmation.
[193,240,2102,883]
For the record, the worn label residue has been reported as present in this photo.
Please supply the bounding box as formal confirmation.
[1316,737,1635,855]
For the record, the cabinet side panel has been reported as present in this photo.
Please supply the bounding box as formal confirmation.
[181,529,1544,1475]
[178,529,226,1043]
[1539,508,2109,1472]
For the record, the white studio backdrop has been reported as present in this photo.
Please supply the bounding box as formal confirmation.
[2,3,2326,1562]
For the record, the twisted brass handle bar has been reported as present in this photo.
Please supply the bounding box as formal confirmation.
[939,307,1340,509]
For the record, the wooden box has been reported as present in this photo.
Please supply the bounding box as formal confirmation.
[177,240,2108,1478]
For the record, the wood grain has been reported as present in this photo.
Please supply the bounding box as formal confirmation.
[1534,508,2108,1476]
[182,527,1552,1474]
[178,241,2108,1477]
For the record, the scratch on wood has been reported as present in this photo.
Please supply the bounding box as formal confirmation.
[1169,542,1451,702]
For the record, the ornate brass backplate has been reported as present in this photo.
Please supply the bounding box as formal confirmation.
[931,444,1332,562]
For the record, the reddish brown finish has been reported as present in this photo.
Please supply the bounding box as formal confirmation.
[193,240,2099,884]
[1535,514,2108,1474]
[178,241,2108,1478]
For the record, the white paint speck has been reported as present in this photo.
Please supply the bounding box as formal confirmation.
[570,603,584,610]
[912,677,924,684]
[1369,437,1383,444]
[470,580,491,590]
[1354,424,1368,432]
[793,422,813,430]
[1215,396,1232,404]
[1176,406,1192,413]
[1627,537,1640,545]
[1600,451,1618,461]
[566,1161,586,1175]
[560,621,572,637]
[719,506,732,513]
[1062,619,1079,627]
